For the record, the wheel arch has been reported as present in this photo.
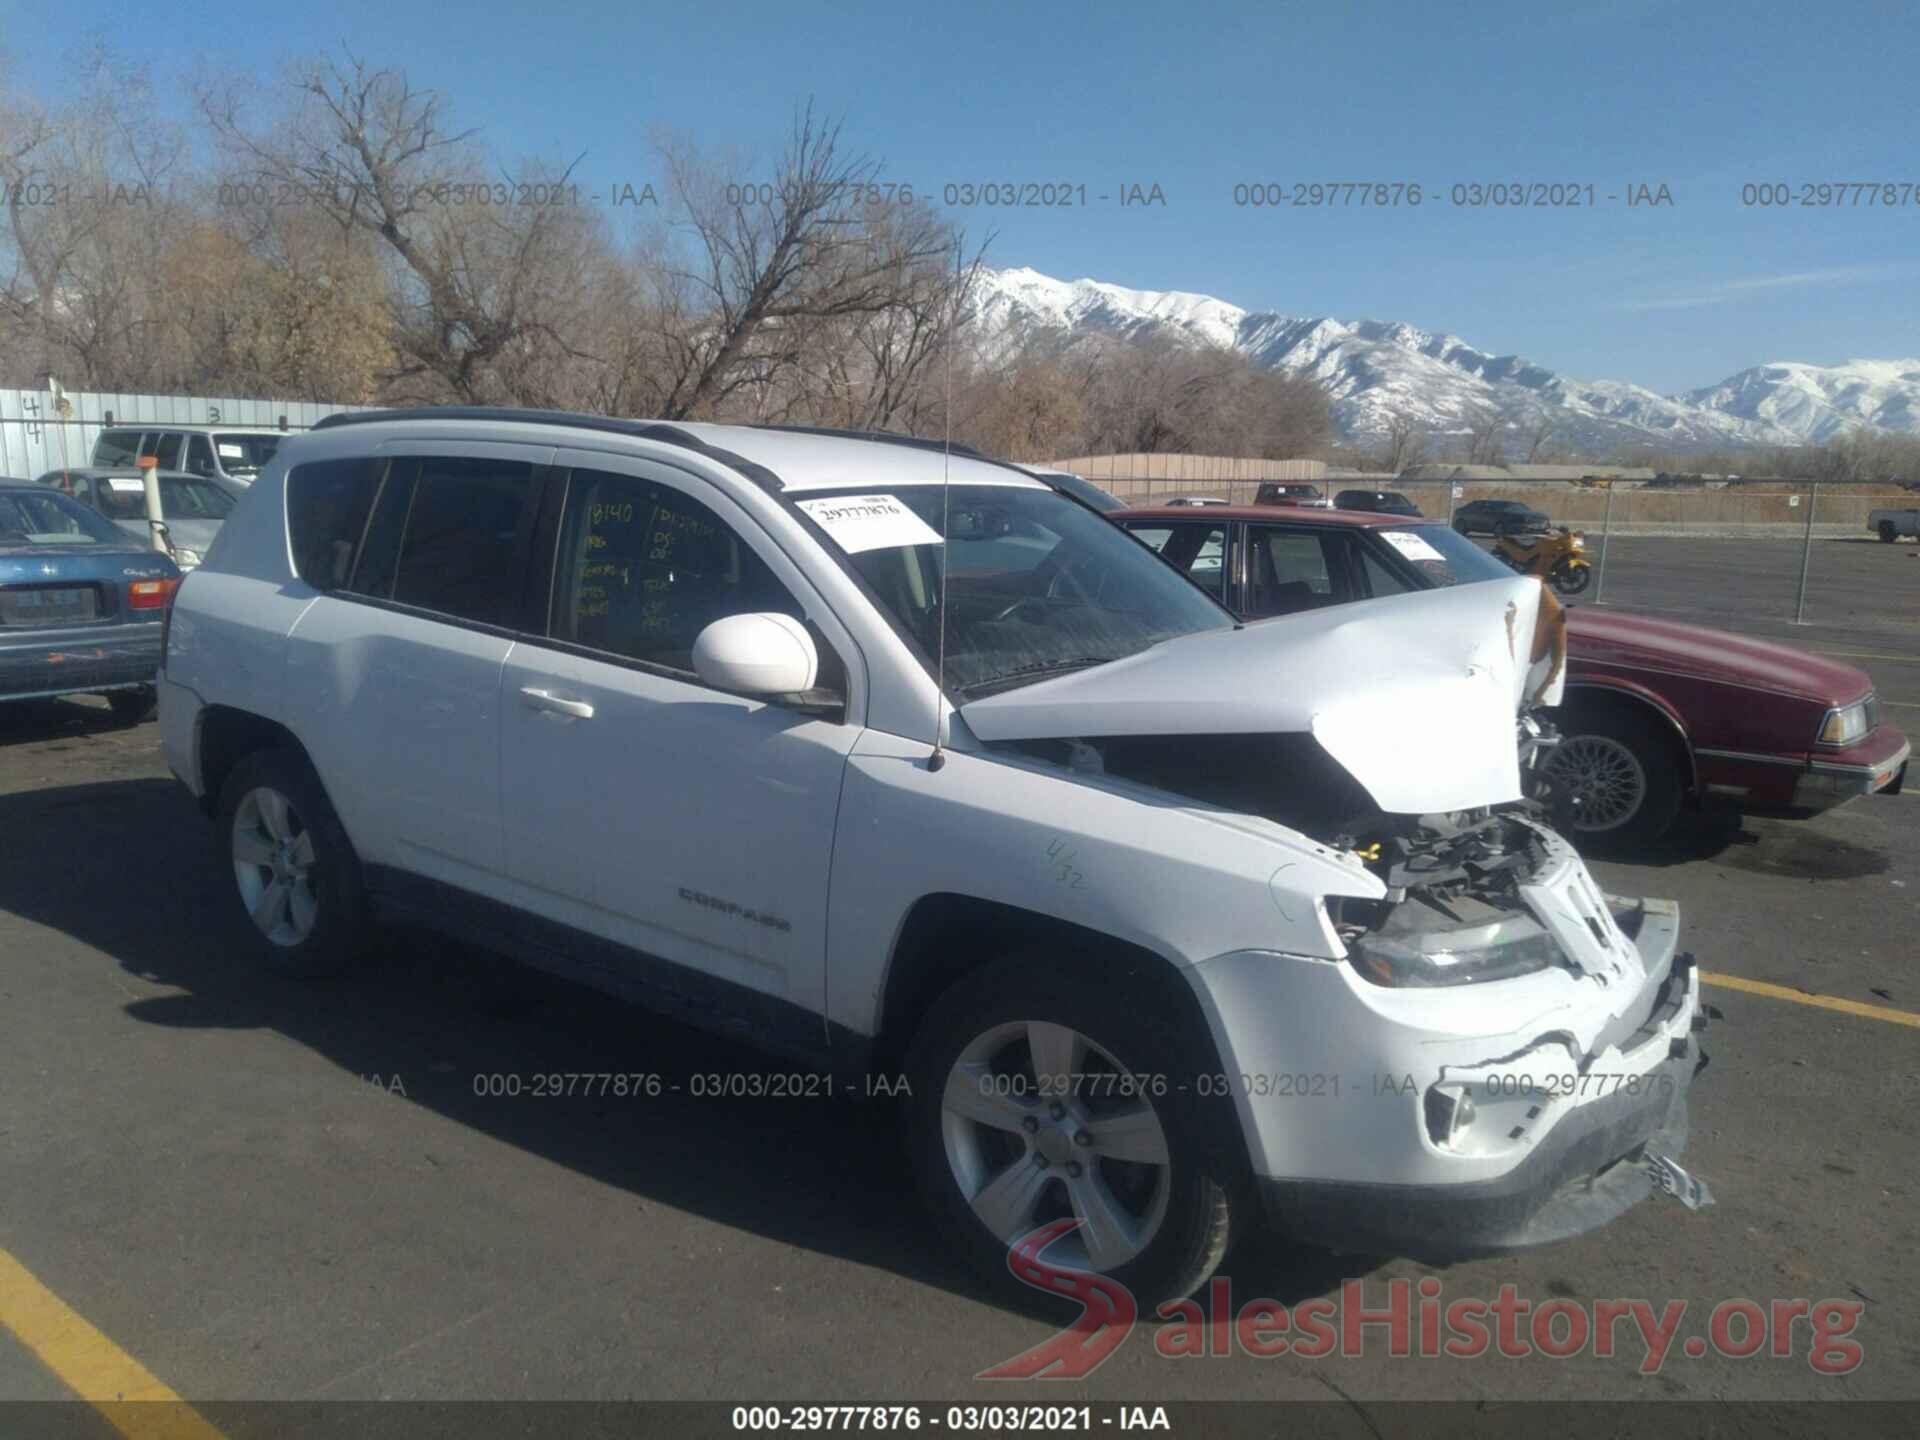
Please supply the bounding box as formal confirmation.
[873,892,1254,1180]
[1556,679,1698,794]
[197,705,315,816]
[871,892,1225,1076]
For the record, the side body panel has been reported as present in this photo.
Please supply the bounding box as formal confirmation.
[823,727,1380,1041]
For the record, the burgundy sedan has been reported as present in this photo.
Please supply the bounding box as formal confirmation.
[1115,504,1909,844]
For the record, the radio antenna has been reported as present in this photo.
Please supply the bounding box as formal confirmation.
[928,239,958,773]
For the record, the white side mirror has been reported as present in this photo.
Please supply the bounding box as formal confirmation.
[692,613,819,697]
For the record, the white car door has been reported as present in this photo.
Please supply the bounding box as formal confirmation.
[283,442,554,893]
[496,452,864,1040]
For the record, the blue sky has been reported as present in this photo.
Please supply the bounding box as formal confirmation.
[4,0,1914,391]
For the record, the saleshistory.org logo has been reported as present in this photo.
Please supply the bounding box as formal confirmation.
[978,1221,1864,1379]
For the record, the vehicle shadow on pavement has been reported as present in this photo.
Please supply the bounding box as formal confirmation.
[0,776,1368,1315]
[0,696,128,746]
[1570,802,1750,868]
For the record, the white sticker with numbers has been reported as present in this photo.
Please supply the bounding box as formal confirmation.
[796,494,944,554]
[1379,529,1446,563]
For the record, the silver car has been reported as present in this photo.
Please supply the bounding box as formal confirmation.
[36,467,241,570]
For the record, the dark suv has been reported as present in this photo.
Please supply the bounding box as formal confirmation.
[1253,482,1327,508]
[1451,498,1549,537]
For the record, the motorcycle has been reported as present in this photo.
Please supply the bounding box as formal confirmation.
[1492,525,1592,596]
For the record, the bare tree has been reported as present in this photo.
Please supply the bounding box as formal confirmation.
[1522,412,1563,464]
[1463,405,1509,464]
[1,53,195,388]
[203,53,610,403]
[1383,413,1428,474]
[624,107,973,421]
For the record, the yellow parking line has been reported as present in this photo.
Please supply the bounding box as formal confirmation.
[1702,971,1920,1029]
[0,1247,225,1440]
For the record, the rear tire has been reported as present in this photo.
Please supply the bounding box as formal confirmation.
[216,748,367,978]
[1880,520,1899,543]
[1544,706,1685,848]
[905,953,1243,1310]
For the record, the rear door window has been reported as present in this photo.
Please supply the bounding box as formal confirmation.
[359,456,539,628]
[184,435,217,476]
[146,432,183,469]
[1245,526,1358,617]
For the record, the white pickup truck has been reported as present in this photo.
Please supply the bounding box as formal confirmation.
[1869,504,1920,542]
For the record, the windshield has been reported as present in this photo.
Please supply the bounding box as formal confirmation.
[94,475,236,521]
[212,433,282,473]
[797,483,1233,697]
[0,489,127,545]
[1374,524,1514,587]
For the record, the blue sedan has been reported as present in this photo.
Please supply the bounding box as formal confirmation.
[0,481,182,722]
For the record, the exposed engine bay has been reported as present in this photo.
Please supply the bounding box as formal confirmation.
[999,708,1607,987]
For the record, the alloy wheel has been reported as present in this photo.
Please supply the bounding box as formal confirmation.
[1545,734,1647,832]
[232,785,320,946]
[941,1020,1171,1272]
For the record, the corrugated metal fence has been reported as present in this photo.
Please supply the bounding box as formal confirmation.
[0,386,371,480]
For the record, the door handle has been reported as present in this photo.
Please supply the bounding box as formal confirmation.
[519,686,595,720]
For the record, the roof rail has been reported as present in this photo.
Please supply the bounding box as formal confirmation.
[750,422,986,459]
[308,405,711,447]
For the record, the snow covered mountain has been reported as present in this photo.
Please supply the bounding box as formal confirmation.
[968,266,1920,452]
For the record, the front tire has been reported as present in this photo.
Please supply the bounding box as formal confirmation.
[906,954,1243,1309]
[1543,707,1685,847]
[1880,520,1899,543]
[1550,559,1592,595]
[216,749,367,977]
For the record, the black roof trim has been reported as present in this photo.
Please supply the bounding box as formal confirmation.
[311,405,701,446]
[307,406,786,494]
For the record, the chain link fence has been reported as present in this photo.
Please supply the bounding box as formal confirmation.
[1049,457,1916,626]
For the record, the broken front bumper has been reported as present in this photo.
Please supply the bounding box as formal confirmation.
[1261,956,1705,1259]
[1186,881,1705,1259]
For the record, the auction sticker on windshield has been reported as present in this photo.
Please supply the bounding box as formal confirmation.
[797,494,944,553]
[1381,529,1446,563]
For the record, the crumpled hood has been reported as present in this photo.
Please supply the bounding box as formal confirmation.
[962,576,1565,814]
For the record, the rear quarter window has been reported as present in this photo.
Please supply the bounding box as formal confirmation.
[286,459,387,589]
[94,430,143,467]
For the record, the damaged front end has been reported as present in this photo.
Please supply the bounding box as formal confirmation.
[961,575,1708,1256]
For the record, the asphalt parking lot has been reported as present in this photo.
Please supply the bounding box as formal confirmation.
[2,534,1917,1423]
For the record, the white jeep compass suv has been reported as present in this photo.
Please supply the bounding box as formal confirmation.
[158,409,1707,1303]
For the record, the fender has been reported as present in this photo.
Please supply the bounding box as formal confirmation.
[825,728,1384,1040]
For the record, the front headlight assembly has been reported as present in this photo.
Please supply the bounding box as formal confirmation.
[1344,910,1571,988]
[1817,696,1874,746]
